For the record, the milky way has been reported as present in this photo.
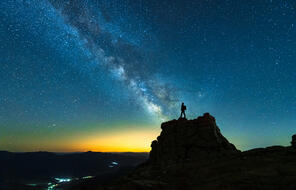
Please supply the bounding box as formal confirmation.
[47,0,178,120]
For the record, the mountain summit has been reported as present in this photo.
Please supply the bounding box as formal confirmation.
[103,113,296,190]
[149,113,239,165]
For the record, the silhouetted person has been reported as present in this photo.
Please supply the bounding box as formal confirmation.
[180,102,186,119]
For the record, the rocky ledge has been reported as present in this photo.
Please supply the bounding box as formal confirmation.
[149,113,239,165]
[106,113,296,190]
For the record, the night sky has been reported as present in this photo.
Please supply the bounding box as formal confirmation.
[1,0,295,152]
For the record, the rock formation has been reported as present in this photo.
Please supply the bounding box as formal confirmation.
[292,134,296,148]
[149,113,238,165]
[104,113,296,190]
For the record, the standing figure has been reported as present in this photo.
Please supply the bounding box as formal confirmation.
[180,102,187,119]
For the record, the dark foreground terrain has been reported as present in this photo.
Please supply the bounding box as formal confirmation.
[69,113,296,190]
[0,151,148,190]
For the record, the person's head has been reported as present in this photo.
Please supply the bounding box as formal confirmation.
[182,102,184,105]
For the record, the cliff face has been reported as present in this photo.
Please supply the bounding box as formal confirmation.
[149,113,238,164]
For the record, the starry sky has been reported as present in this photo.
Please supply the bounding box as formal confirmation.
[0,0,295,152]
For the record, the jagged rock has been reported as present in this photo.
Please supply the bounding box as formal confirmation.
[149,113,239,165]
[292,134,296,148]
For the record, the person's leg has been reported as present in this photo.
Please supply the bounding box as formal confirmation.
[184,112,186,118]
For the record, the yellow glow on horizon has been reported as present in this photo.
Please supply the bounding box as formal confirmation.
[76,129,160,152]
[0,123,161,152]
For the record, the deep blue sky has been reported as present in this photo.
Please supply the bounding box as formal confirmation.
[0,0,295,152]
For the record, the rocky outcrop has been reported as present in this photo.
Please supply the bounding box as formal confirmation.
[106,114,296,190]
[149,113,239,164]
[292,134,296,148]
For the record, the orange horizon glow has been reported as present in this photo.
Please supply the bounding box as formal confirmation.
[0,128,160,153]
[75,129,159,152]
[0,121,162,152]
